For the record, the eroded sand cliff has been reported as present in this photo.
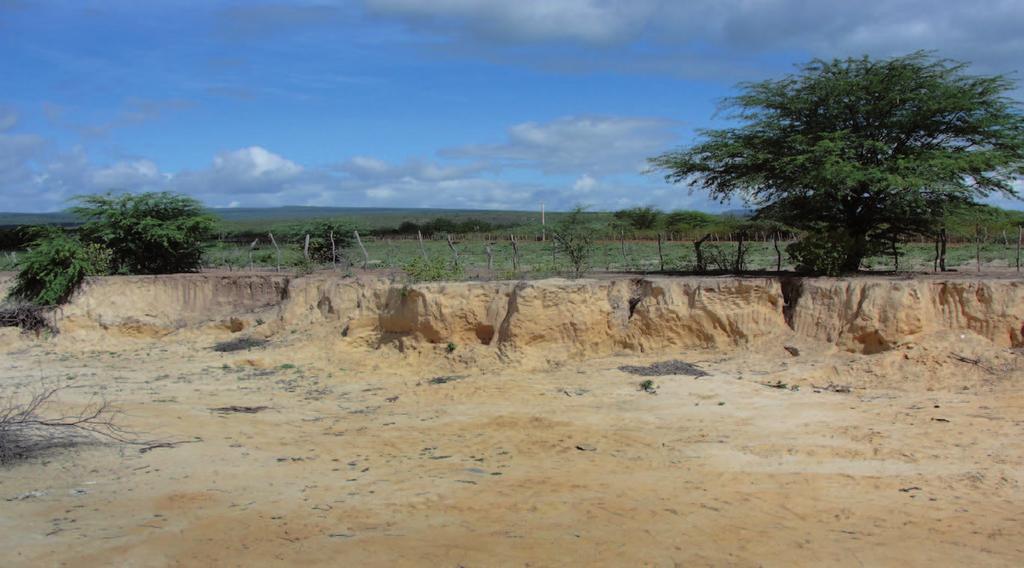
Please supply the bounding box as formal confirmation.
[23,273,1024,359]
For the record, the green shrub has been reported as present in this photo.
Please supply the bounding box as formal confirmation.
[787,232,852,276]
[73,192,215,274]
[282,219,355,264]
[9,229,111,305]
[552,206,596,278]
[402,256,463,283]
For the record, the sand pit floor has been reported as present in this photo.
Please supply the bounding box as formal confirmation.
[2,337,1023,567]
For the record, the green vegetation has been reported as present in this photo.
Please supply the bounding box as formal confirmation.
[651,52,1024,273]
[402,255,464,283]
[7,192,214,306]
[552,207,598,277]
[8,228,111,305]
[279,219,355,263]
[74,192,215,274]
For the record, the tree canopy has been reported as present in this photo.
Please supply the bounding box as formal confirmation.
[650,52,1024,272]
[72,192,215,274]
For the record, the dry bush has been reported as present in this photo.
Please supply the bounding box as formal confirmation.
[0,384,132,464]
[0,302,55,334]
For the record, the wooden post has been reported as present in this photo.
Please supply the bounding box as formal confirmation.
[1017,226,1022,272]
[268,232,281,272]
[734,232,745,273]
[485,243,493,271]
[976,225,982,273]
[446,233,459,267]
[773,232,782,272]
[303,234,310,261]
[657,233,664,272]
[354,230,369,269]
[939,228,948,272]
[619,231,627,269]
[541,202,546,242]
[933,234,940,273]
[329,231,336,268]
[249,238,258,272]
[510,234,520,272]
[417,230,428,260]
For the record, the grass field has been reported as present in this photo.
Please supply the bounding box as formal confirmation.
[199,237,1024,278]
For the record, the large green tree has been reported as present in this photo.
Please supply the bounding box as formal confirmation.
[650,52,1024,272]
[73,192,215,274]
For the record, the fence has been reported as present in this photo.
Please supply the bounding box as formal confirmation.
[200,229,1024,277]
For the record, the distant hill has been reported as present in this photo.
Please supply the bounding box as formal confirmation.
[0,206,542,229]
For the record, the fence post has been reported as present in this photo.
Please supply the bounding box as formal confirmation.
[485,243,493,271]
[619,231,627,270]
[510,234,520,272]
[1017,226,1022,272]
[657,233,664,272]
[447,233,459,267]
[303,234,310,261]
[354,230,369,269]
[417,230,428,260]
[268,232,281,272]
[939,228,948,272]
[773,232,782,272]
[249,238,258,272]
[329,231,336,269]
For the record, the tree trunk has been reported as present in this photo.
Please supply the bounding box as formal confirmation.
[841,231,868,273]
[939,228,948,271]
[657,233,664,272]
[694,233,711,273]
[734,232,746,273]
[773,232,782,271]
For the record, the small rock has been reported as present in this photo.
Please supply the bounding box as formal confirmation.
[575,444,597,452]
[784,345,800,356]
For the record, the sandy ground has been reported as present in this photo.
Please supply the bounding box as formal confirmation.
[1,330,1023,567]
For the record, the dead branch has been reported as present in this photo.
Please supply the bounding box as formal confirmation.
[0,383,146,464]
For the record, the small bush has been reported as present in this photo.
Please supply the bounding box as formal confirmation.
[283,219,355,264]
[786,232,852,276]
[402,256,463,283]
[212,337,267,352]
[9,229,110,306]
[552,206,596,278]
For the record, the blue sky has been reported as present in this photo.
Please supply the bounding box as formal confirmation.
[1,0,1022,213]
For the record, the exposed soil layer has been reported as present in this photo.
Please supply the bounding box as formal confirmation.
[1,273,1023,566]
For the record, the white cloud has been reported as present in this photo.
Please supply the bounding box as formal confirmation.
[364,0,1024,76]
[572,174,597,193]
[366,0,653,44]
[90,159,163,190]
[212,146,303,179]
[444,115,677,175]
